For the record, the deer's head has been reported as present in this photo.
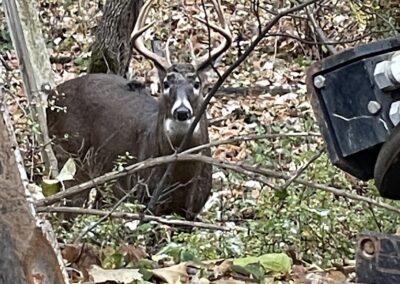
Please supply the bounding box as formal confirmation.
[131,0,232,144]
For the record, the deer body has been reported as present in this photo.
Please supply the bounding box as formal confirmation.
[47,0,231,219]
[48,72,211,218]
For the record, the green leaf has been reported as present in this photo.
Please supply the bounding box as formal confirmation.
[180,250,196,262]
[275,189,289,200]
[138,268,153,281]
[156,243,183,263]
[233,253,292,274]
[232,263,265,280]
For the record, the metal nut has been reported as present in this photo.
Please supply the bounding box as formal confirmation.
[390,55,400,85]
[374,61,394,91]
[314,75,326,89]
[389,101,400,126]
[374,54,400,91]
[367,101,381,114]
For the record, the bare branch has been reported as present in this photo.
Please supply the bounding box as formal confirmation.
[35,132,319,207]
[280,148,324,191]
[147,0,324,214]
[37,206,245,232]
[73,184,140,244]
[305,6,337,54]
[35,152,400,216]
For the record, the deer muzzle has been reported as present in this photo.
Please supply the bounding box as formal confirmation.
[171,86,193,121]
[174,106,192,121]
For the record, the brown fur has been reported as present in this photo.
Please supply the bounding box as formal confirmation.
[47,72,212,220]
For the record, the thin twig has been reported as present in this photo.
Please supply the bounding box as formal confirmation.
[147,0,324,213]
[180,132,320,155]
[73,184,140,244]
[0,54,13,71]
[280,148,324,191]
[305,6,337,54]
[37,206,244,231]
[266,30,389,46]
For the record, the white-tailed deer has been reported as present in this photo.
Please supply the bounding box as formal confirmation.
[47,0,232,220]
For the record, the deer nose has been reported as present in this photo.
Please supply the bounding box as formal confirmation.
[174,107,192,121]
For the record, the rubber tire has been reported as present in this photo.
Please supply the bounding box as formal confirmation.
[374,125,400,200]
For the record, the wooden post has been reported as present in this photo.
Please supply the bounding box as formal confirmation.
[0,88,67,282]
[4,0,59,178]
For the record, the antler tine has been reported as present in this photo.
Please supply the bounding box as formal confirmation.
[131,0,171,71]
[165,36,173,66]
[188,39,197,66]
[194,0,232,71]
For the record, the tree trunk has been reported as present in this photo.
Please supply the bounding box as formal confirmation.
[0,97,67,283]
[88,0,144,77]
[4,0,59,178]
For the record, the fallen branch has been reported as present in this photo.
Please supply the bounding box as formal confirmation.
[35,152,400,216]
[35,132,320,207]
[36,206,244,231]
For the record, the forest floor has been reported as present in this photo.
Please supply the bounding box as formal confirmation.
[2,0,400,283]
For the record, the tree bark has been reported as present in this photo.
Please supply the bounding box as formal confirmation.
[0,98,67,283]
[4,0,59,178]
[88,0,144,76]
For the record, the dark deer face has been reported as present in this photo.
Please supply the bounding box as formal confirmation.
[131,0,232,143]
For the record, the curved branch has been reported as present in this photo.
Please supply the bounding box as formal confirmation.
[147,0,324,213]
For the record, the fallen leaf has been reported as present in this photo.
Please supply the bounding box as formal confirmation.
[233,253,292,274]
[152,262,190,284]
[119,245,148,264]
[88,265,143,283]
[61,243,101,281]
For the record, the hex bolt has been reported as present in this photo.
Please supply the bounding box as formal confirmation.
[389,101,400,126]
[367,101,381,114]
[390,51,400,85]
[314,75,326,89]
[374,52,400,91]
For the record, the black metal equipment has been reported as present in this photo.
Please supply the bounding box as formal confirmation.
[306,37,400,284]
[356,232,400,284]
[306,37,400,199]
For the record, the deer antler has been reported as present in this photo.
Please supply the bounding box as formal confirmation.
[193,0,232,71]
[131,0,172,71]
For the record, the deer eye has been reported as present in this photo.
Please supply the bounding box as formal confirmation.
[193,80,200,90]
[163,81,170,89]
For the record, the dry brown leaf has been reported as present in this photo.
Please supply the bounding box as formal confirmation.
[152,262,190,284]
[327,270,347,282]
[211,259,233,279]
[88,265,142,283]
[119,244,148,264]
[61,243,101,281]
